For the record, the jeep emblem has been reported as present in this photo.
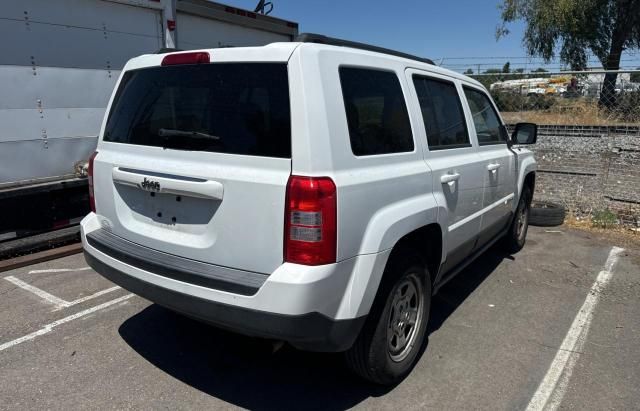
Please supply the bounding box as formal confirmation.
[140,177,160,192]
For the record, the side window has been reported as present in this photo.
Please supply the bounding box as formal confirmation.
[463,87,507,145]
[339,67,414,156]
[412,75,470,150]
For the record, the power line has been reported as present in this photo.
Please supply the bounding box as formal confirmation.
[443,64,640,69]
[442,58,640,65]
[434,51,640,60]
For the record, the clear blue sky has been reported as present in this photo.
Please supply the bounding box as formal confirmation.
[225,0,640,73]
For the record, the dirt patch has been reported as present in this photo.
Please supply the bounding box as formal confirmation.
[563,217,640,250]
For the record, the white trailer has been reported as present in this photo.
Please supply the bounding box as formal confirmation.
[0,0,298,196]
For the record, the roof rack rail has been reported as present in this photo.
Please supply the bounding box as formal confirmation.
[295,33,434,65]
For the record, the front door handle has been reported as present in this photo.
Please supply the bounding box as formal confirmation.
[440,172,460,186]
[487,163,501,173]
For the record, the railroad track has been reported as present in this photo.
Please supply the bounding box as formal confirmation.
[0,226,83,272]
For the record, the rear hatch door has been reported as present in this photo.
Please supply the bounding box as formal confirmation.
[93,61,291,274]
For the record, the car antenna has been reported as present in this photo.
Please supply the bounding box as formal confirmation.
[254,0,273,15]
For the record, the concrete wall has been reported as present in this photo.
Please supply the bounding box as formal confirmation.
[520,125,640,226]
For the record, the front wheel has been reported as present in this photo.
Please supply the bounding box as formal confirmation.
[504,186,531,253]
[345,252,431,385]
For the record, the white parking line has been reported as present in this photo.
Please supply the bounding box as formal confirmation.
[0,294,134,352]
[526,246,624,411]
[4,276,70,309]
[4,276,121,311]
[28,267,91,274]
[63,286,121,309]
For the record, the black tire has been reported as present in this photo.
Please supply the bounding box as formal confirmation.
[345,250,431,385]
[504,187,531,253]
[529,201,566,227]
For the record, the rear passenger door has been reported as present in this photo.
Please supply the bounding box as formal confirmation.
[462,86,516,246]
[406,70,486,274]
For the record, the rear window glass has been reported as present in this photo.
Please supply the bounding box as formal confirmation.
[104,63,291,158]
[339,67,414,156]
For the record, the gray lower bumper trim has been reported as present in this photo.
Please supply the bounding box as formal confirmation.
[86,228,268,296]
[85,252,365,352]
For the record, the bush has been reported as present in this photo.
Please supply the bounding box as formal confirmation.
[591,208,618,228]
[491,91,516,111]
[613,91,640,122]
[490,91,556,112]
[526,94,556,110]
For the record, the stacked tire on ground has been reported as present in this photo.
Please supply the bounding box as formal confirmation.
[529,201,566,227]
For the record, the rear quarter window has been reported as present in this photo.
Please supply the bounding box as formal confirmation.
[339,67,414,156]
[104,63,291,158]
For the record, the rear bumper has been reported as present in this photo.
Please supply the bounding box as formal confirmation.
[84,252,364,351]
[80,213,385,352]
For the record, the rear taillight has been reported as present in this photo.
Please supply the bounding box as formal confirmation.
[284,176,337,266]
[88,151,98,213]
[161,52,210,66]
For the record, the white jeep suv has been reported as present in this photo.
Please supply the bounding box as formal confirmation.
[82,34,537,384]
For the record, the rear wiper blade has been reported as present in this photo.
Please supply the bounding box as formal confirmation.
[158,128,221,141]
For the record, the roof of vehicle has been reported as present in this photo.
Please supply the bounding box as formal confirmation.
[292,39,484,88]
[123,42,301,71]
[125,40,484,89]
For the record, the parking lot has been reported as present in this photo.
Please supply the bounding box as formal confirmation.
[0,226,638,410]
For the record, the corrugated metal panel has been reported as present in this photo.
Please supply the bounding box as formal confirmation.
[176,12,290,50]
[0,66,119,110]
[176,0,298,38]
[0,0,162,186]
[0,0,162,69]
[0,107,105,143]
[0,0,299,188]
[1,0,162,34]
[0,138,97,187]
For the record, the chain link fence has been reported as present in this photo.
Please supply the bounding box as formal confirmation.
[472,70,640,126]
[473,70,640,227]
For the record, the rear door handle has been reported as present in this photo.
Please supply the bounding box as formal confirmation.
[440,173,460,186]
[487,163,501,172]
[112,168,224,200]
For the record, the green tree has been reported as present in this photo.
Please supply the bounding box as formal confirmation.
[509,67,526,80]
[502,61,511,73]
[464,68,475,75]
[531,68,549,78]
[497,0,640,108]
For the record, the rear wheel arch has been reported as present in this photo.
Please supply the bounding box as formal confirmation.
[386,223,443,287]
[350,218,444,320]
[346,225,440,384]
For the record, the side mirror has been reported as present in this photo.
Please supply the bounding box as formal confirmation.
[512,123,537,145]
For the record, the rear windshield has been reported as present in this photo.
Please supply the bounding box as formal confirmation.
[104,63,291,158]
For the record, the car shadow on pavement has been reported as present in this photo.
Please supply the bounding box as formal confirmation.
[429,245,513,334]
[118,244,511,410]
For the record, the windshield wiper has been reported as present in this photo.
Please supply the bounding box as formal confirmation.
[158,128,221,141]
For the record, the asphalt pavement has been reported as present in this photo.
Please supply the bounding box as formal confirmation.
[0,226,638,410]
